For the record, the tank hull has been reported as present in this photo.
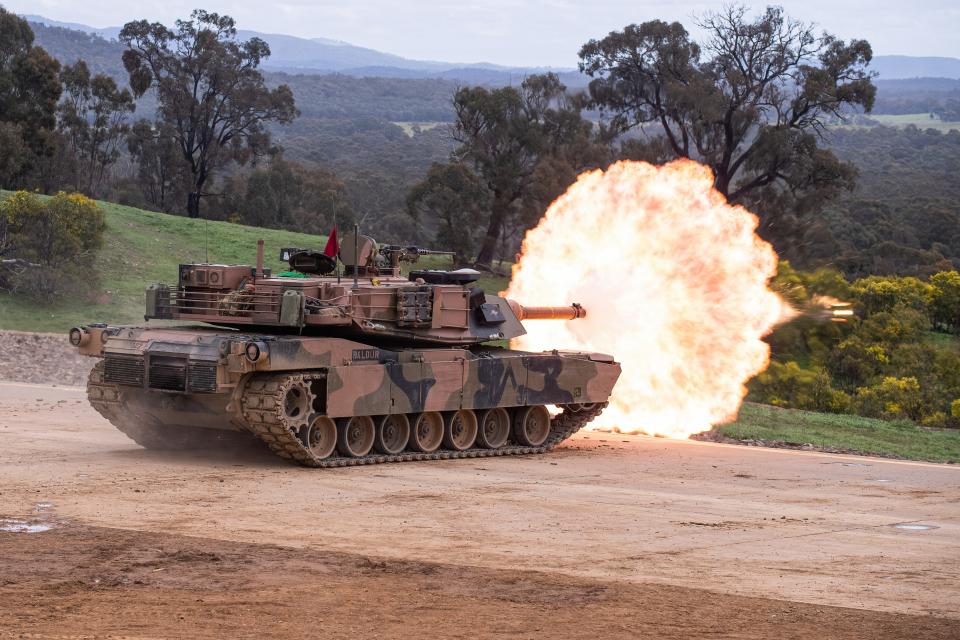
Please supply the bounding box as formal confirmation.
[84,326,621,466]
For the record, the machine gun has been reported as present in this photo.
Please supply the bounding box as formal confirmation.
[379,245,455,268]
[280,238,455,277]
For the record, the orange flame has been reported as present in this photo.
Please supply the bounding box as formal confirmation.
[506,159,791,438]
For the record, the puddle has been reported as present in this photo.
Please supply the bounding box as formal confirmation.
[892,523,938,531]
[869,479,893,483]
[34,502,54,512]
[0,518,54,533]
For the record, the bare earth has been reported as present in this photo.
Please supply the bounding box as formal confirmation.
[1,381,959,638]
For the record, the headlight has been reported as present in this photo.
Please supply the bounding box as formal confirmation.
[68,327,84,346]
[245,341,265,362]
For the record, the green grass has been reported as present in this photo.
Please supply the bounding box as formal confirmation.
[840,113,960,133]
[0,193,511,333]
[717,403,960,463]
[1,197,329,332]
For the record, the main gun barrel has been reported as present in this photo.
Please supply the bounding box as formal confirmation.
[506,301,586,321]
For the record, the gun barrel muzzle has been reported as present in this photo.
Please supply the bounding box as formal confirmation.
[507,301,586,321]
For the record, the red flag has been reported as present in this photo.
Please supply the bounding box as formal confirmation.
[323,225,339,257]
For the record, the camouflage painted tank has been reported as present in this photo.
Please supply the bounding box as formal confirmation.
[69,232,621,467]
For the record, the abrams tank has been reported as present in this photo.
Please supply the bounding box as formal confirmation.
[68,231,621,467]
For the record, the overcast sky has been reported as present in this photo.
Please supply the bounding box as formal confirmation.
[7,0,959,66]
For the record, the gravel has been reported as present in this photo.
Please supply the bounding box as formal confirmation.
[0,330,94,387]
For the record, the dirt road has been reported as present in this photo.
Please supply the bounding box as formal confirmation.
[1,381,958,638]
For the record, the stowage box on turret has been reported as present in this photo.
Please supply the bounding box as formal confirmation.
[68,233,621,467]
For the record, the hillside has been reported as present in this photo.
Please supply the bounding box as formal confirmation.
[0,197,328,332]
[0,195,507,334]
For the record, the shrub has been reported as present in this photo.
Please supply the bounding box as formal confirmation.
[921,411,949,429]
[850,275,931,315]
[854,377,924,421]
[0,190,105,299]
[928,271,960,332]
[750,361,851,413]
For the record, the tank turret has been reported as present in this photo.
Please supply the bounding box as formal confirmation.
[143,232,585,346]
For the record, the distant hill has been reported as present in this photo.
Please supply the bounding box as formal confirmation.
[23,13,960,82]
[22,13,570,84]
[871,56,960,80]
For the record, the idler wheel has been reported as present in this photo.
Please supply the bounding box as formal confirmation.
[336,416,375,457]
[302,416,337,459]
[475,408,510,449]
[282,380,314,430]
[409,412,444,453]
[443,409,478,451]
[374,414,410,455]
[512,405,551,447]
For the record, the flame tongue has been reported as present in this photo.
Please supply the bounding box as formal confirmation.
[506,159,790,438]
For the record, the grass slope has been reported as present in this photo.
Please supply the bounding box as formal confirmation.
[0,194,509,333]
[717,403,960,463]
[1,198,327,332]
[842,113,960,132]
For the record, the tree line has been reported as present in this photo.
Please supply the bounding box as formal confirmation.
[757,264,960,428]
[2,4,885,272]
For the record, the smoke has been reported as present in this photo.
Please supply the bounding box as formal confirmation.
[506,159,791,438]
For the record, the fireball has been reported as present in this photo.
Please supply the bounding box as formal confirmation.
[506,159,790,438]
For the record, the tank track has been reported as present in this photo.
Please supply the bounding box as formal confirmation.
[240,372,606,468]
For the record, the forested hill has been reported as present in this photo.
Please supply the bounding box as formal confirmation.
[816,126,960,277]
[23,18,960,278]
[27,20,459,236]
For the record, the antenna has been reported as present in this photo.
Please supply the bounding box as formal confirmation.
[352,222,359,290]
[204,217,209,263]
[332,194,341,285]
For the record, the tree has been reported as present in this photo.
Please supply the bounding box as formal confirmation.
[119,10,298,217]
[126,119,192,213]
[211,157,353,235]
[452,73,598,269]
[58,60,136,196]
[407,161,489,263]
[578,5,876,255]
[0,8,62,186]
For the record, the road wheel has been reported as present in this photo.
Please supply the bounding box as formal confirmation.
[301,416,337,459]
[475,408,510,449]
[443,410,478,451]
[409,412,444,453]
[336,416,375,457]
[512,405,551,447]
[374,414,410,455]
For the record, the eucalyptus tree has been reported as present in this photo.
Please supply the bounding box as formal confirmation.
[120,10,297,217]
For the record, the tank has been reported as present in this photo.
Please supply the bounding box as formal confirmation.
[68,231,621,467]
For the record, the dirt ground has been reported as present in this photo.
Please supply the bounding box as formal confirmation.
[1,382,958,638]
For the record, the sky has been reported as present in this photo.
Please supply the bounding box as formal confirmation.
[6,0,959,67]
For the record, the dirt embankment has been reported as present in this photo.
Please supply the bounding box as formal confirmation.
[0,330,93,386]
